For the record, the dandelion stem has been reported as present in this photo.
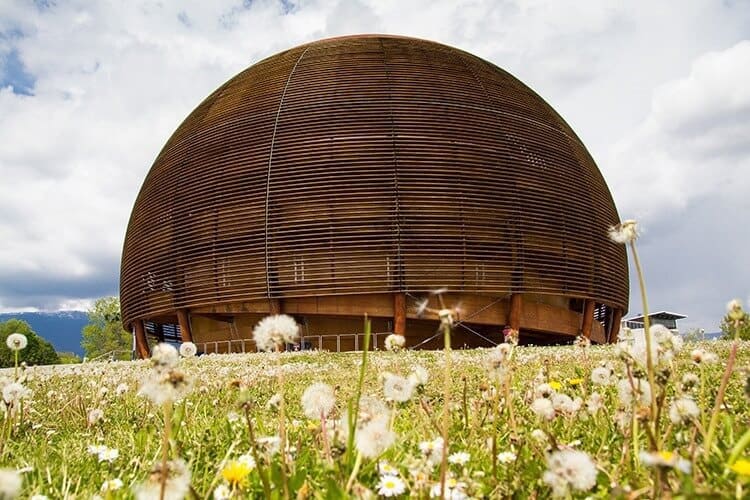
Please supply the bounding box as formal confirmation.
[243,405,272,499]
[345,451,363,493]
[346,314,371,464]
[275,346,290,500]
[704,337,739,457]
[439,321,452,500]
[629,240,658,448]
[160,401,172,500]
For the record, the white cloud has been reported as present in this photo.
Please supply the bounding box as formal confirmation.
[0,0,748,328]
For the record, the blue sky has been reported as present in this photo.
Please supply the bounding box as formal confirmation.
[0,0,749,332]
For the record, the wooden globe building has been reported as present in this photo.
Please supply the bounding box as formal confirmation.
[120,35,629,357]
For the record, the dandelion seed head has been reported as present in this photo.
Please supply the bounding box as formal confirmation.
[134,458,191,500]
[384,334,406,352]
[179,342,197,358]
[727,299,744,321]
[0,468,22,499]
[531,397,556,420]
[668,397,699,425]
[543,450,597,498]
[355,415,396,458]
[608,220,639,244]
[5,333,27,352]
[497,451,516,464]
[150,343,179,371]
[408,366,429,387]
[383,374,415,403]
[252,314,299,351]
[301,382,336,420]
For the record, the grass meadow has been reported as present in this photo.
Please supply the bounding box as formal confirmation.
[1,334,749,498]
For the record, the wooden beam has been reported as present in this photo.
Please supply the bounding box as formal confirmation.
[176,309,194,343]
[508,293,523,332]
[134,320,150,359]
[581,299,596,338]
[609,307,624,343]
[393,293,406,335]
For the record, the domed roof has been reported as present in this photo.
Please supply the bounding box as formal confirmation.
[120,34,628,327]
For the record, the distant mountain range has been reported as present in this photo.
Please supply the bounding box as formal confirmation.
[0,311,88,355]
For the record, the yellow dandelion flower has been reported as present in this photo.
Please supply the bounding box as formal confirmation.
[567,378,584,386]
[658,451,674,462]
[730,459,750,476]
[221,460,252,486]
[549,381,562,391]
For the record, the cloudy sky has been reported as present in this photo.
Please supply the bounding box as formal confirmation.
[1,0,748,331]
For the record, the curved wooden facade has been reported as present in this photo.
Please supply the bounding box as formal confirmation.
[120,35,628,355]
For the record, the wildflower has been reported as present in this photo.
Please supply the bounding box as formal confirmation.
[252,314,299,352]
[574,335,590,348]
[548,380,562,391]
[534,383,556,399]
[730,459,750,476]
[0,468,22,498]
[138,368,192,405]
[376,475,406,497]
[378,461,399,476]
[691,349,717,365]
[88,408,104,426]
[237,453,255,469]
[419,437,444,466]
[429,478,468,499]
[301,382,336,419]
[221,460,253,487]
[2,382,31,405]
[552,393,582,416]
[496,451,516,464]
[591,366,614,386]
[134,458,191,500]
[586,392,604,415]
[543,450,598,498]
[356,415,396,458]
[101,479,124,492]
[99,448,120,463]
[639,451,691,473]
[88,444,108,456]
[266,393,282,410]
[150,343,180,371]
[485,344,512,381]
[384,334,406,351]
[727,299,744,321]
[213,484,231,500]
[383,373,415,403]
[179,342,197,358]
[608,219,639,244]
[531,398,555,420]
[408,366,429,387]
[5,333,27,352]
[668,397,700,425]
[115,383,129,396]
[617,378,651,408]
[256,436,281,455]
[448,451,470,465]
[567,377,583,386]
[680,373,700,392]
[531,429,547,442]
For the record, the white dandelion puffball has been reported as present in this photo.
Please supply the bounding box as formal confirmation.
[669,397,700,425]
[408,365,429,387]
[2,382,31,405]
[608,219,639,244]
[383,374,415,403]
[355,415,396,458]
[384,334,406,351]
[301,382,336,420]
[134,458,191,500]
[531,398,556,420]
[151,343,180,370]
[179,342,197,358]
[0,468,22,499]
[5,333,28,351]
[543,449,598,498]
[252,314,299,351]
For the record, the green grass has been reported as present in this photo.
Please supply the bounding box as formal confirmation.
[1,340,749,498]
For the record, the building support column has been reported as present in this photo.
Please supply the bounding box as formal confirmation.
[134,320,150,359]
[609,307,624,343]
[176,309,194,343]
[393,293,406,336]
[508,293,523,332]
[581,299,596,339]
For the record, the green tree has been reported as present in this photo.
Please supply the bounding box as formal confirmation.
[0,319,60,367]
[81,296,132,360]
[720,312,750,340]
